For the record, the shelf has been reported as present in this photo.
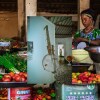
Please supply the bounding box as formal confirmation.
[0,82,33,88]
[71,83,100,86]
[10,48,27,53]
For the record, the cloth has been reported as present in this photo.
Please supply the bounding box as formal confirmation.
[77,42,87,49]
[74,29,100,40]
[73,29,100,48]
[81,8,97,22]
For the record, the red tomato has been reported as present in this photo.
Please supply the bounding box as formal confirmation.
[19,72,24,76]
[4,74,11,78]
[2,77,11,82]
[3,74,12,80]
[46,96,51,100]
[13,73,19,80]
[21,76,26,82]
[14,75,21,82]
[37,95,43,99]
[23,72,27,78]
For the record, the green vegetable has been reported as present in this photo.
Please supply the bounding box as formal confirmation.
[50,93,56,98]
[0,74,3,79]
[37,89,43,94]
[0,53,27,72]
[0,55,19,73]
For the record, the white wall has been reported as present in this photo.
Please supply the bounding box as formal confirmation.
[55,37,72,58]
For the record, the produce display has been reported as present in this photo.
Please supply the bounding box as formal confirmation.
[0,55,19,73]
[11,41,21,49]
[0,38,12,51]
[0,38,21,46]
[0,53,27,72]
[33,87,56,100]
[0,72,27,82]
[0,53,27,83]
[72,72,100,84]
[0,87,56,100]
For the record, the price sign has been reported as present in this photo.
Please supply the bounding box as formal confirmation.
[62,84,98,100]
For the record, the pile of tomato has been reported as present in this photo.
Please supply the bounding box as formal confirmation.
[0,72,27,82]
[32,87,56,100]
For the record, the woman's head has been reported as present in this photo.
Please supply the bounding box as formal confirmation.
[81,8,97,27]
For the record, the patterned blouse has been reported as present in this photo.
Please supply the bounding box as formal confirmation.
[74,29,100,40]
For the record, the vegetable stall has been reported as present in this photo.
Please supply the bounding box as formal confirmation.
[0,39,30,99]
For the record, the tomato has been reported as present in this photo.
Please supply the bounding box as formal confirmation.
[2,77,11,82]
[9,72,15,77]
[37,95,43,99]
[19,72,24,76]
[23,72,27,78]
[21,76,26,82]
[3,74,12,80]
[13,73,19,80]
[51,89,55,93]
[14,75,21,82]
[46,96,51,99]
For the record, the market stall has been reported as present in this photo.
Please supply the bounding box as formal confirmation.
[71,46,100,100]
[1,0,100,99]
[0,39,32,99]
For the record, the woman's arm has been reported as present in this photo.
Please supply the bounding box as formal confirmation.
[74,37,100,45]
[90,39,100,45]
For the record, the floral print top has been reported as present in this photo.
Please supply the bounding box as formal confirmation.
[74,29,100,40]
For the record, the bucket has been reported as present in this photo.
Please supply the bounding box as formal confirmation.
[10,87,32,100]
[72,49,93,64]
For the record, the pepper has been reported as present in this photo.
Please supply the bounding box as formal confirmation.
[50,92,56,98]
[37,89,43,94]
[0,74,3,79]
[42,98,46,100]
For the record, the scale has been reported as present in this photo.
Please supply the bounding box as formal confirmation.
[42,54,58,73]
[42,25,58,73]
[42,25,72,84]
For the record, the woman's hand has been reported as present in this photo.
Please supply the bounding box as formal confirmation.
[74,37,88,42]
[90,39,100,45]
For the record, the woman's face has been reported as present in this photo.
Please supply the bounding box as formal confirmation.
[81,14,94,27]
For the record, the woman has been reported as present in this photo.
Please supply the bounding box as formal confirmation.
[74,8,100,48]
